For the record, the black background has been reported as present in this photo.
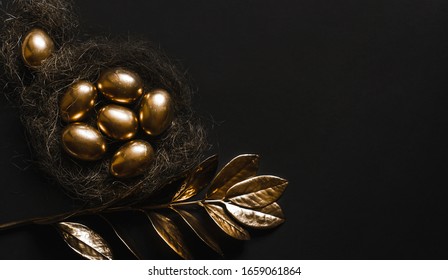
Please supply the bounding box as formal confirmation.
[1,0,448,259]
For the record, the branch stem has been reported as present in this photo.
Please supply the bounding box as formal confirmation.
[0,199,225,231]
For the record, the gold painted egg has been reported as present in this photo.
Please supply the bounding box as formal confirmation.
[110,140,154,178]
[139,89,174,136]
[21,28,55,67]
[61,123,107,161]
[96,68,143,104]
[59,81,97,122]
[97,104,138,140]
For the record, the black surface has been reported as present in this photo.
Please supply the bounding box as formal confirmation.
[1,0,448,259]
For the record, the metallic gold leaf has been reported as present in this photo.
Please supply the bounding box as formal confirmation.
[146,211,192,259]
[224,202,285,229]
[226,175,288,208]
[203,203,250,240]
[172,155,218,202]
[100,215,142,259]
[56,222,113,260]
[207,154,259,199]
[173,208,223,255]
[257,202,285,219]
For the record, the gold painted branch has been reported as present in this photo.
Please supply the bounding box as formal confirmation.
[0,154,288,259]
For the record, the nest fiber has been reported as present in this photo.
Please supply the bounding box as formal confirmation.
[0,0,207,203]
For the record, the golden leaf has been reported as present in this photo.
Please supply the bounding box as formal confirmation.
[173,208,223,255]
[100,215,142,259]
[207,154,259,199]
[56,222,113,260]
[172,155,218,202]
[203,203,250,240]
[257,202,285,219]
[146,211,192,259]
[224,202,285,229]
[225,175,288,208]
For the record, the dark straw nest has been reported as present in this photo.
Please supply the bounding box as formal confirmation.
[0,0,208,203]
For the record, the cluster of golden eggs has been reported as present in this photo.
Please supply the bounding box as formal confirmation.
[21,28,174,179]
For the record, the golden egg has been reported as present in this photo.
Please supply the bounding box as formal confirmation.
[61,123,107,161]
[139,89,174,136]
[97,104,138,140]
[110,140,154,178]
[96,68,143,104]
[21,28,55,67]
[59,81,97,122]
